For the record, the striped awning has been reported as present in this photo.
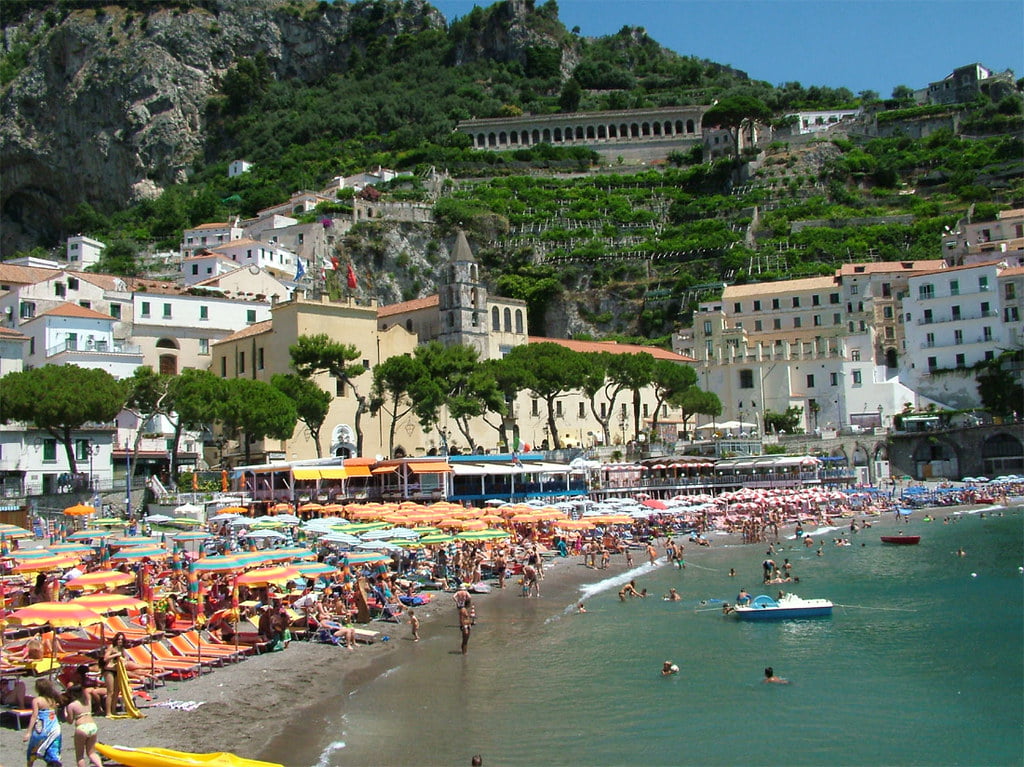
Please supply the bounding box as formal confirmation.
[408,461,453,474]
[292,468,321,480]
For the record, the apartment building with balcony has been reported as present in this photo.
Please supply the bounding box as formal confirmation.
[179,220,245,258]
[902,261,1012,408]
[941,208,1024,267]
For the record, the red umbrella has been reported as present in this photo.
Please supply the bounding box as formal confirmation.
[642,499,668,510]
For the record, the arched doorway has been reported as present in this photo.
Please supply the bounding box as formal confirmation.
[911,438,959,480]
[981,433,1024,476]
[156,338,179,375]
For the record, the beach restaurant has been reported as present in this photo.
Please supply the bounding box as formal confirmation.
[231,454,583,508]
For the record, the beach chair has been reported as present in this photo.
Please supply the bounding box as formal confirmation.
[124,644,198,681]
[151,638,219,671]
[168,633,240,664]
[197,629,256,658]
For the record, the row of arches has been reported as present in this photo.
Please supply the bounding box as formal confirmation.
[472,118,699,149]
[492,306,525,334]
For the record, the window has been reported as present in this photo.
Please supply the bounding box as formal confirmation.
[55,283,66,297]
[257,347,265,370]
[733,303,741,313]
[812,314,821,327]
[833,313,841,325]
[43,439,57,461]
[220,357,227,376]
[925,332,935,347]
[555,401,563,417]
[753,300,761,311]
[792,297,800,308]
[246,310,256,324]
[200,306,209,320]
[812,294,820,306]
[984,350,995,361]
[141,301,151,317]
[771,298,780,310]
[754,320,763,331]
[739,369,754,389]
[531,399,539,416]
[336,379,345,397]
[928,356,938,371]
[949,279,959,296]
[859,320,866,331]
[578,402,585,418]
[773,318,781,330]
[923,309,933,324]
[830,372,838,386]
[830,293,840,304]
[491,307,500,331]
[883,306,893,319]
[982,326,992,341]
[1006,283,1016,300]
[162,303,172,319]
[75,439,90,461]
[885,326,895,340]
[110,304,121,320]
[979,276,989,292]
[852,370,862,385]
[620,403,628,418]
[981,301,990,316]
[793,317,802,328]
[642,404,649,417]
[191,264,199,276]
[1006,307,1020,322]
[851,350,861,361]
[955,354,966,368]
[600,403,607,418]
[806,374,815,388]
[951,305,961,321]
[954,329,963,344]
[918,284,934,300]
[850,284,858,295]
[238,352,245,374]
[881,283,891,298]
[199,338,210,355]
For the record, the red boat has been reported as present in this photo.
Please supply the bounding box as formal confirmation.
[881,535,921,545]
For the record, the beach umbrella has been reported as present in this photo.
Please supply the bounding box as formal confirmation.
[0,524,32,539]
[355,541,403,552]
[293,562,338,578]
[173,503,204,516]
[208,512,242,523]
[455,530,511,541]
[166,517,203,528]
[109,546,169,562]
[64,503,96,517]
[145,514,175,524]
[341,552,389,566]
[262,547,316,561]
[416,533,456,545]
[71,593,147,613]
[191,555,252,573]
[641,499,669,510]
[64,569,135,591]
[66,529,111,541]
[242,530,288,541]
[108,536,162,548]
[47,543,95,555]
[11,548,61,560]
[321,532,361,546]
[172,531,212,542]
[7,601,104,628]
[216,506,250,515]
[273,513,301,525]
[552,519,595,531]
[12,555,78,573]
[330,522,390,534]
[297,503,323,514]
[234,565,302,587]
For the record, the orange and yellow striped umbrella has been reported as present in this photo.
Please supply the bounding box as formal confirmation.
[65,570,135,592]
[71,593,147,613]
[7,601,104,628]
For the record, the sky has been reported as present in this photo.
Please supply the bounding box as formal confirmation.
[429,0,1023,98]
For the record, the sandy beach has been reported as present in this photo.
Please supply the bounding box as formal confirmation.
[1,498,1008,766]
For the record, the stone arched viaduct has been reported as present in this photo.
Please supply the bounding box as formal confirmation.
[456,106,707,151]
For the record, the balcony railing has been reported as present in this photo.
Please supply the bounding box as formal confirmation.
[46,339,142,357]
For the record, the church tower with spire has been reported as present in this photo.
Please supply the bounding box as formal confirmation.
[438,229,489,357]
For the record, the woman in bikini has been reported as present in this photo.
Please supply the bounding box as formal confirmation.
[24,678,62,767]
[101,633,127,717]
[64,684,103,767]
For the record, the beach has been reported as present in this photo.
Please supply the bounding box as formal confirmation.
[3,499,1021,767]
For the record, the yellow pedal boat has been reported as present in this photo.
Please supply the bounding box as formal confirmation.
[96,743,284,767]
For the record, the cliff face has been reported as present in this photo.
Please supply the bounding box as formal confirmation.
[0,0,445,254]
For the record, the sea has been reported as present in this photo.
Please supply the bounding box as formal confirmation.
[289,506,1023,767]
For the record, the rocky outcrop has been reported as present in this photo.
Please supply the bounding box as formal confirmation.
[0,0,444,254]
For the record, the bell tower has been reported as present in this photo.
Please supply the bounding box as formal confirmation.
[438,230,489,356]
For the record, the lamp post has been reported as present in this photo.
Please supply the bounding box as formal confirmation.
[86,441,100,492]
[125,444,132,516]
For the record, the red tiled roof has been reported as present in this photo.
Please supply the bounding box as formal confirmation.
[212,320,273,345]
[912,259,1005,277]
[836,260,945,276]
[528,336,695,362]
[378,295,440,318]
[0,326,29,340]
[38,302,114,320]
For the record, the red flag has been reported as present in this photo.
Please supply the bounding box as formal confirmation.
[346,263,358,290]
[330,256,340,270]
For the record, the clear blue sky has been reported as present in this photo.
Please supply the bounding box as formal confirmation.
[430,0,1022,97]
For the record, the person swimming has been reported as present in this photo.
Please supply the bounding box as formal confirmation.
[661,661,679,676]
[763,666,789,684]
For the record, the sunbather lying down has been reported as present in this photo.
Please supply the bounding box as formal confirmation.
[319,621,357,650]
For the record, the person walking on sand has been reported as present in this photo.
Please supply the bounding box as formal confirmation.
[458,606,472,654]
[25,678,62,767]
[64,684,103,767]
[409,609,420,642]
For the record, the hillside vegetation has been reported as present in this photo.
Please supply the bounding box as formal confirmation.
[3,0,1022,342]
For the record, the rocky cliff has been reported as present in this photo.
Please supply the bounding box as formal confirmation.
[0,0,446,254]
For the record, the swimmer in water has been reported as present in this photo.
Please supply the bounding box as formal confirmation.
[665,588,681,602]
[763,666,789,684]
[662,661,679,676]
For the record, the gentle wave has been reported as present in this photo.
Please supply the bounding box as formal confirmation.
[311,740,345,767]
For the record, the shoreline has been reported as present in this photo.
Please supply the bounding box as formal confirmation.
[2,500,1012,765]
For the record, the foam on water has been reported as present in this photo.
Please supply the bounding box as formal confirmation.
[311,741,345,767]
[575,557,666,602]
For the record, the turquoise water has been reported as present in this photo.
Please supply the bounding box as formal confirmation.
[315,508,1023,767]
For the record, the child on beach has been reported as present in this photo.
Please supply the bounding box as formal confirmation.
[409,610,420,642]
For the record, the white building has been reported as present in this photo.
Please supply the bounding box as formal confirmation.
[228,159,253,178]
[65,235,106,269]
[206,238,299,281]
[941,208,1024,267]
[902,261,1009,407]
[181,253,238,285]
[180,221,244,259]
[21,303,143,377]
[785,108,862,135]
